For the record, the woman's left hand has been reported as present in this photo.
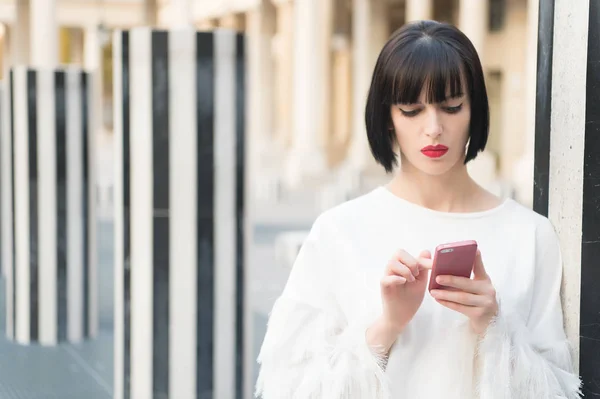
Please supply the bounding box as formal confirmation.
[429,250,498,335]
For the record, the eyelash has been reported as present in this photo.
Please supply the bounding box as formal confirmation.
[399,104,463,117]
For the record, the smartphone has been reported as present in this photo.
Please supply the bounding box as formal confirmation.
[428,240,478,291]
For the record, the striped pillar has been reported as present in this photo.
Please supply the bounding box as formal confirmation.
[113,28,247,399]
[533,0,600,395]
[1,67,97,346]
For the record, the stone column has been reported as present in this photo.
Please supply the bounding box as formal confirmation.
[112,28,247,399]
[1,25,9,77]
[513,0,540,207]
[273,1,293,149]
[348,0,388,175]
[459,0,488,60]
[144,0,158,26]
[283,0,332,189]
[84,25,104,135]
[2,67,97,346]
[11,0,30,65]
[459,0,499,194]
[171,0,193,27]
[30,0,58,67]
[533,0,599,393]
[1,71,7,280]
[197,19,217,30]
[246,2,278,201]
[220,14,245,30]
[405,0,433,22]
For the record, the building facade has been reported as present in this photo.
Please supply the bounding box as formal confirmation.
[0,0,539,210]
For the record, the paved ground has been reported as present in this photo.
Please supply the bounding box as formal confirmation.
[0,217,310,398]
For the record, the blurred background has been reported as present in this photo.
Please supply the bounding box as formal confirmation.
[0,0,541,398]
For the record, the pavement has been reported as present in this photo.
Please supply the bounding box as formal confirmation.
[0,214,312,398]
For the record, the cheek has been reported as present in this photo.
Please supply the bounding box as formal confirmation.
[452,112,471,143]
[392,124,413,151]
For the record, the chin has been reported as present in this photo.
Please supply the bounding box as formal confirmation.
[412,157,462,176]
[399,152,465,176]
[420,164,455,176]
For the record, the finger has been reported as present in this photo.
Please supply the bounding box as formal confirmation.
[435,275,488,294]
[430,289,487,307]
[381,275,407,290]
[387,260,416,282]
[472,250,488,280]
[417,253,433,271]
[394,249,419,277]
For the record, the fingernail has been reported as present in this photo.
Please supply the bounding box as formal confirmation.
[436,276,443,284]
[430,290,439,297]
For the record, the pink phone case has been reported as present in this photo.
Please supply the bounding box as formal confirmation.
[428,240,478,291]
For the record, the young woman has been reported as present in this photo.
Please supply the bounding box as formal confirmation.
[255,20,582,398]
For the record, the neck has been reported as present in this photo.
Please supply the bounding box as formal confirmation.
[388,159,480,213]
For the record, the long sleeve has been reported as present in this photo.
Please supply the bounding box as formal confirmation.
[255,215,389,399]
[475,218,582,398]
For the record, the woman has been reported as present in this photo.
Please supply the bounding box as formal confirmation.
[255,20,582,398]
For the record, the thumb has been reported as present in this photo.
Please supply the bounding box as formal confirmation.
[472,250,488,279]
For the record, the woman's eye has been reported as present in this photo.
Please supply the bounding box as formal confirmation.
[399,108,420,117]
[444,104,463,114]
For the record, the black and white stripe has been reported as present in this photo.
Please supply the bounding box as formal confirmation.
[1,66,96,345]
[533,0,600,395]
[113,28,246,399]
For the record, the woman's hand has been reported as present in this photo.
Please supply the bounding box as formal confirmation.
[367,249,432,354]
[429,250,498,335]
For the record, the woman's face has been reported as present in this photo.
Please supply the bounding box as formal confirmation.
[390,87,471,176]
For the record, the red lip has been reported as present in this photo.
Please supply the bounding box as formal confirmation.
[421,145,448,158]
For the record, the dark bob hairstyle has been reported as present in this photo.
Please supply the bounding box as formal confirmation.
[365,20,490,173]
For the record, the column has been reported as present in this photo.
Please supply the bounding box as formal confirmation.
[405,0,433,22]
[2,67,97,346]
[513,0,540,207]
[459,0,488,57]
[144,0,158,26]
[220,14,245,30]
[84,24,104,136]
[273,1,293,149]
[459,0,499,193]
[112,28,247,399]
[171,0,193,27]
[30,0,58,67]
[348,0,389,175]
[83,25,102,280]
[197,19,217,30]
[246,2,278,201]
[1,77,7,280]
[11,0,30,65]
[534,0,599,394]
[1,24,8,77]
[67,29,85,65]
[284,0,331,189]
[330,2,352,152]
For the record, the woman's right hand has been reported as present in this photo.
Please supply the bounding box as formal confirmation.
[381,249,432,332]
[366,250,432,354]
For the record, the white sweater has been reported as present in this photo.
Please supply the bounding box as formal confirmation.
[255,187,582,399]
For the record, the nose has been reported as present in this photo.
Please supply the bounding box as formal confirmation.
[424,110,443,138]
